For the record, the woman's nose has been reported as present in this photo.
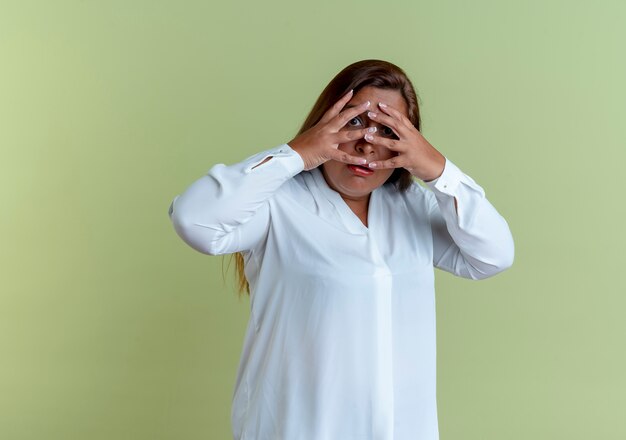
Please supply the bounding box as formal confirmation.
[355,139,375,155]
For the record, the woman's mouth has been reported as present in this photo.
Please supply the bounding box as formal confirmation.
[347,164,374,176]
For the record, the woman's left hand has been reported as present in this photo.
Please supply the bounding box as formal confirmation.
[365,102,446,182]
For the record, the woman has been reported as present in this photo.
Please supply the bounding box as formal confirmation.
[168,59,514,440]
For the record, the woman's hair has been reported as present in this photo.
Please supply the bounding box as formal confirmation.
[230,59,422,297]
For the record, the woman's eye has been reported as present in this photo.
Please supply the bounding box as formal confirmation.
[348,117,362,127]
[382,126,394,136]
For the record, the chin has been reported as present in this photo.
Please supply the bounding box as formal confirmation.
[342,183,379,198]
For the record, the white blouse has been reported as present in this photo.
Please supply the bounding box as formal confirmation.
[168,143,514,440]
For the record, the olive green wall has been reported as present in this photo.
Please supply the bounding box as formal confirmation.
[2,1,624,439]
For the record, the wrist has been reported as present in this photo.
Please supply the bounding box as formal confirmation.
[287,142,313,171]
[412,153,446,182]
[421,165,444,182]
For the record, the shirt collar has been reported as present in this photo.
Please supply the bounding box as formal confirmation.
[307,166,379,235]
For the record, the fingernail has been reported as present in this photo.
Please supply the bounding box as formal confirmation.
[365,134,373,141]
[368,162,377,168]
[367,126,377,133]
[363,100,370,107]
[368,111,377,118]
[379,102,387,108]
[358,158,367,164]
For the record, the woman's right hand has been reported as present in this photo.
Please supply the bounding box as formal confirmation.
[287,90,376,171]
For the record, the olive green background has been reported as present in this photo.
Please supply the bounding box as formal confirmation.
[1,0,624,439]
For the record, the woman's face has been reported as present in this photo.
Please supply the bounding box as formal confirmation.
[321,86,409,203]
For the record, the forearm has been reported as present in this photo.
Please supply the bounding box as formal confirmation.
[168,144,304,255]
[427,158,514,279]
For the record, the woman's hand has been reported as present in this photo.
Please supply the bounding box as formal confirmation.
[364,102,446,182]
[287,90,377,171]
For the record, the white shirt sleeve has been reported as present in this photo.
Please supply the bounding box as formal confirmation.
[168,143,304,255]
[424,157,514,280]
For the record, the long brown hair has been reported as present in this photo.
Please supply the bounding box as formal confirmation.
[229,59,423,298]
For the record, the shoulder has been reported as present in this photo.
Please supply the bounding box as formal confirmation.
[278,169,311,196]
[382,179,435,210]
[272,169,318,208]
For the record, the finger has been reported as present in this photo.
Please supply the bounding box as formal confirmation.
[366,155,407,170]
[334,126,378,143]
[329,100,372,131]
[362,133,403,151]
[326,149,368,166]
[318,89,354,125]
[377,103,415,131]
[366,109,406,138]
